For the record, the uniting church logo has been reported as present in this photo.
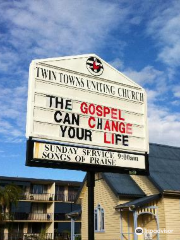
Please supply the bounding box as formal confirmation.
[86,56,104,76]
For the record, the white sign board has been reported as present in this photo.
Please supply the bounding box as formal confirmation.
[26,54,149,171]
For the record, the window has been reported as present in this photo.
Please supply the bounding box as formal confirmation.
[28,223,46,233]
[55,186,65,201]
[31,184,47,194]
[55,185,64,194]
[94,204,105,232]
[31,203,47,214]
[68,186,79,201]
[11,223,23,233]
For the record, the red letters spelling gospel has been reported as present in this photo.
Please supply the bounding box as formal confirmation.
[80,102,132,146]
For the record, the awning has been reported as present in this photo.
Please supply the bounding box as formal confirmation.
[115,194,161,210]
[66,209,81,218]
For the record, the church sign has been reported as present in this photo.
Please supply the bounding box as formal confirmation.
[26,54,149,174]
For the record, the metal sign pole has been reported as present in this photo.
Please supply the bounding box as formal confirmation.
[87,171,95,240]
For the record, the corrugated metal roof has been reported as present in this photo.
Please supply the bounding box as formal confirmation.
[102,143,180,196]
[102,173,145,197]
[149,143,180,192]
[115,194,161,209]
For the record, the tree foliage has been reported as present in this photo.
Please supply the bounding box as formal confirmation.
[0,184,22,223]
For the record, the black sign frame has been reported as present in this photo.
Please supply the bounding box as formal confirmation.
[26,138,149,175]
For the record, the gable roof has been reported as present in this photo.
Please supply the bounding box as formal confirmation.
[115,194,161,210]
[75,143,180,202]
[148,143,180,192]
[102,143,180,196]
[102,173,145,197]
[75,172,145,203]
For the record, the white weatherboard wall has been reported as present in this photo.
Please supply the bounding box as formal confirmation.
[26,54,148,167]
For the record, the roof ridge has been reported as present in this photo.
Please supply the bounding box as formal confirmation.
[150,142,180,149]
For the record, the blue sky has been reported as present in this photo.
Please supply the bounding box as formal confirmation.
[0,0,180,181]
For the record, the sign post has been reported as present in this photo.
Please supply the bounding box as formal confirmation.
[87,171,95,240]
[26,54,149,240]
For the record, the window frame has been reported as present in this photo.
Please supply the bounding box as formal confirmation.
[94,204,105,232]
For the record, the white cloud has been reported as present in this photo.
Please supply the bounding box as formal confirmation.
[0,50,20,72]
[146,89,160,104]
[147,1,180,67]
[148,103,180,146]
[129,16,142,25]
[120,63,180,147]
[0,0,133,60]
[172,85,180,98]
[109,58,124,70]
[0,84,27,142]
[0,119,24,143]
[171,100,180,106]
[122,65,166,91]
